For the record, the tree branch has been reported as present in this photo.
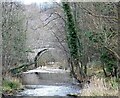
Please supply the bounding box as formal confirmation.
[44,12,66,27]
[43,17,59,27]
[51,30,68,54]
[79,5,118,21]
[104,46,120,60]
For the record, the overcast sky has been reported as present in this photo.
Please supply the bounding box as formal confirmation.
[19,0,61,5]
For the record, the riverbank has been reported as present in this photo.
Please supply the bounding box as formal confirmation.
[2,77,24,96]
[80,76,119,96]
[2,66,119,97]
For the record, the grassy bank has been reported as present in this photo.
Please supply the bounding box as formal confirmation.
[80,76,119,96]
[2,78,23,95]
[80,62,119,96]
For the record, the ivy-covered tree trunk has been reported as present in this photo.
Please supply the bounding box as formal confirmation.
[62,2,85,81]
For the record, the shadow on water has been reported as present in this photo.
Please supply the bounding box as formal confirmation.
[2,95,80,98]
[2,95,118,98]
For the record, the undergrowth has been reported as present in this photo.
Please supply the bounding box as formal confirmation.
[2,78,23,95]
[80,62,119,96]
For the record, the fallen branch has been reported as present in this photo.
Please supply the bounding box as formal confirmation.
[10,49,48,74]
[10,62,35,74]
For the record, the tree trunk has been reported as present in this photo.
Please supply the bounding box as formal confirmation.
[102,63,108,77]
[62,2,85,82]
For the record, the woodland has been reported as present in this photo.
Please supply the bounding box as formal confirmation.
[1,1,120,97]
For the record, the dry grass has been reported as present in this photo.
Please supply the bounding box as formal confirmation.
[2,74,23,95]
[80,61,119,96]
[80,76,119,96]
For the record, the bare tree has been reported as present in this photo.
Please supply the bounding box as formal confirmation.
[2,2,27,76]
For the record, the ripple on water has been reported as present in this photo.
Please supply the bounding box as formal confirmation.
[17,85,80,96]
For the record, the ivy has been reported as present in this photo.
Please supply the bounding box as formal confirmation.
[100,48,117,75]
[62,2,78,60]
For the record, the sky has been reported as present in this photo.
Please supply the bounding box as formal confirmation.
[19,0,61,5]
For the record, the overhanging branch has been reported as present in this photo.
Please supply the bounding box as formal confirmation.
[79,5,118,22]
[104,46,120,60]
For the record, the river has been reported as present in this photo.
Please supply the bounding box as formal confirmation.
[3,83,81,98]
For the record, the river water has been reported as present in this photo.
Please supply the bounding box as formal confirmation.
[3,68,81,98]
[18,84,80,96]
[3,83,80,98]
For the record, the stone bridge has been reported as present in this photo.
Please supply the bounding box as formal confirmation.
[27,48,49,62]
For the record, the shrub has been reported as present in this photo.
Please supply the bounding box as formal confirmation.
[2,79,22,94]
